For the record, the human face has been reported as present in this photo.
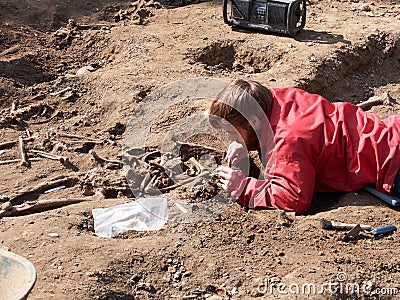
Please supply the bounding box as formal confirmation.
[219,120,259,151]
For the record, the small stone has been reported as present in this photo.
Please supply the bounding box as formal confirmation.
[48,232,60,238]
[173,271,182,280]
[366,11,375,16]
[247,234,255,244]
[206,296,223,300]
[0,201,12,211]
[183,271,192,277]
[182,295,197,300]
[76,65,98,76]
[358,4,371,11]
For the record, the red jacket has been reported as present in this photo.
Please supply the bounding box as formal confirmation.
[233,88,400,214]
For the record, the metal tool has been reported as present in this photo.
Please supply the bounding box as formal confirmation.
[320,219,372,231]
[344,224,397,241]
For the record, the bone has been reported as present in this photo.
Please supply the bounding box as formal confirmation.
[18,136,30,167]
[0,197,94,217]
[10,176,79,205]
[30,110,61,125]
[186,157,203,175]
[10,100,19,114]
[140,172,153,192]
[31,149,69,164]
[78,24,114,30]
[58,132,103,144]
[50,86,72,96]
[89,149,122,166]
[142,150,161,163]
[31,105,46,118]
[29,93,46,101]
[149,160,165,170]
[59,132,96,139]
[11,103,49,118]
[159,171,210,192]
[0,45,20,57]
[64,139,103,144]
[357,92,395,109]
[144,175,158,194]
[0,158,41,165]
[175,141,225,161]
[176,141,224,153]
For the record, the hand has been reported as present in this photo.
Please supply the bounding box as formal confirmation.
[226,141,248,167]
[215,165,244,197]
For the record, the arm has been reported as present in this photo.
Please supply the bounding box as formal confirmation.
[217,159,315,214]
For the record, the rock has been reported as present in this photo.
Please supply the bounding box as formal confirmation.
[48,232,60,238]
[182,295,197,300]
[76,65,99,76]
[358,4,371,11]
[0,201,12,211]
[183,271,192,277]
[173,271,182,281]
[247,234,255,244]
[206,296,223,300]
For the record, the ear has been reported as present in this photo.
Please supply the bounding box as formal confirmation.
[248,116,260,130]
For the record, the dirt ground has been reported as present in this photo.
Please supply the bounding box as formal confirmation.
[0,0,400,299]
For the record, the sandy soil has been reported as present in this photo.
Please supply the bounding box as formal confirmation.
[0,0,400,299]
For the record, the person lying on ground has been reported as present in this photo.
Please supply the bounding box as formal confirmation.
[209,79,400,214]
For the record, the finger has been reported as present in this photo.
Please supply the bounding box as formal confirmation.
[226,151,236,165]
[219,178,228,185]
[227,142,240,161]
[219,179,228,190]
[227,155,233,167]
[227,152,239,167]
[216,171,229,180]
[216,165,232,175]
[230,157,238,167]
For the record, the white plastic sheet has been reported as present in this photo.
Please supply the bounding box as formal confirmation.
[92,197,168,238]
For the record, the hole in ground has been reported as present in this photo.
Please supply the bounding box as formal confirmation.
[0,55,55,86]
[299,32,400,104]
[187,40,272,73]
[189,40,236,69]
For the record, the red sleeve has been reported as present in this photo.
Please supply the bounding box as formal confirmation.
[229,159,315,215]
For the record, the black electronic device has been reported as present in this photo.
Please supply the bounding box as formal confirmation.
[223,0,306,36]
